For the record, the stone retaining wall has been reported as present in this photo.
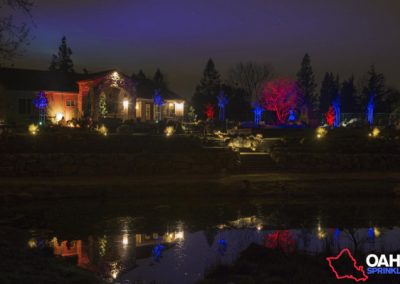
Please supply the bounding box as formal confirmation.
[0,151,238,176]
[270,151,400,170]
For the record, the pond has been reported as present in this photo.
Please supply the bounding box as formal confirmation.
[6,195,400,283]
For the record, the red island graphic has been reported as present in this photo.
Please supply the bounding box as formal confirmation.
[326,248,369,282]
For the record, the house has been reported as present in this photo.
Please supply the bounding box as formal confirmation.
[135,85,185,122]
[0,67,185,126]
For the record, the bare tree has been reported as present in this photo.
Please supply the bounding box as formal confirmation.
[0,0,34,65]
[228,62,274,101]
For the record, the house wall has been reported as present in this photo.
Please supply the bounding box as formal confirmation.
[45,91,81,122]
[1,89,37,125]
[0,87,82,125]
[136,99,185,121]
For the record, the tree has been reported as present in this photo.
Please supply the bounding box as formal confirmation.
[261,78,303,124]
[49,36,74,73]
[99,93,107,118]
[0,0,33,64]
[153,68,167,90]
[325,106,335,126]
[341,76,358,113]
[136,69,146,81]
[296,53,318,113]
[319,72,339,113]
[205,104,215,120]
[228,61,273,101]
[192,58,221,119]
[222,84,252,121]
[361,65,388,112]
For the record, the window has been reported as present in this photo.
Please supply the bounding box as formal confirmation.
[145,104,151,120]
[66,100,76,107]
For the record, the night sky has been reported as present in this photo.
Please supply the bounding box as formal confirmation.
[12,0,400,97]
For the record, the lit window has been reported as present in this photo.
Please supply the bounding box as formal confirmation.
[66,100,76,107]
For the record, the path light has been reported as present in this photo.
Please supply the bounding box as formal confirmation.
[316,126,327,139]
[97,125,108,136]
[368,127,380,138]
[164,126,174,137]
[28,124,39,135]
[27,238,37,248]
[374,227,381,238]
[317,223,326,239]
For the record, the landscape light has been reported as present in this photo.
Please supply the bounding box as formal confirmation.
[97,125,108,136]
[368,127,380,138]
[164,126,174,137]
[175,231,184,240]
[374,227,381,238]
[27,238,37,248]
[28,124,39,135]
[55,112,63,122]
[316,126,327,139]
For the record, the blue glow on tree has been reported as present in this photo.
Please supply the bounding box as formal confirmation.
[33,91,48,125]
[152,243,165,261]
[333,228,341,241]
[332,96,341,127]
[368,227,375,240]
[252,103,264,125]
[217,90,228,121]
[217,239,228,256]
[288,109,296,122]
[367,95,375,126]
[153,89,164,122]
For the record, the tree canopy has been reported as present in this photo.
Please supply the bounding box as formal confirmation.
[49,36,75,73]
[191,58,221,119]
[0,0,34,64]
[296,53,318,113]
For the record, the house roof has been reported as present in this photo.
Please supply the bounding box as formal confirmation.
[0,67,85,92]
[0,67,184,100]
[0,68,132,93]
[136,85,183,101]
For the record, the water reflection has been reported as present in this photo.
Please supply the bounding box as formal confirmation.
[14,196,400,283]
[27,228,186,281]
[26,219,400,283]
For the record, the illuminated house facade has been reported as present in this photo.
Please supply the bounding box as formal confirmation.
[0,68,184,125]
[135,96,185,122]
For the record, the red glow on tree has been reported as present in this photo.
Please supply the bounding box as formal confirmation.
[265,230,297,253]
[261,78,303,124]
[325,105,335,126]
[205,104,215,120]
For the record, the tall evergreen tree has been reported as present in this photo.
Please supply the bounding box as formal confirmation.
[153,68,167,89]
[49,36,74,73]
[361,65,387,112]
[192,58,221,118]
[319,72,339,113]
[296,53,318,113]
[222,84,252,121]
[341,76,357,113]
[136,69,146,81]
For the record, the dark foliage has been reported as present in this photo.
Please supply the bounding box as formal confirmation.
[192,58,221,119]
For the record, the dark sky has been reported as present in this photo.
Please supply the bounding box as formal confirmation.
[13,0,400,97]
